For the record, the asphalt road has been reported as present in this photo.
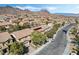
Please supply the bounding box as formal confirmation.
[35,23,76,55]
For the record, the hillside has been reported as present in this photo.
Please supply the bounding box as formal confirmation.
[0,6,31,15]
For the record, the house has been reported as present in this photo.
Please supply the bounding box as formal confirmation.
[0,22,13,32]
[19,21,29,26]
[0,32,12,54]
[0,22,12,27]
[11,29,33,47]
[32,23,52,33]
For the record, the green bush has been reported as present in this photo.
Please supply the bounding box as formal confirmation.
[0,26,6,32]
[22,23,31,28]
[70,28,77,35]
[62,22,65,26]
[8,23,31,33]
[9,42,28,55]
[31,31,48,46]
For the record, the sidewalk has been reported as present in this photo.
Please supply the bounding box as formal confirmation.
[63,41,71,55]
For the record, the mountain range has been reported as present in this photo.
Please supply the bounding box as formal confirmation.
[55,13,79,16]
[0,6,79,17]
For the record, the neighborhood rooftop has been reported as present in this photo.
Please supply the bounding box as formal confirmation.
[0,22,12,26]
[11,28,33,40]
[0,32,11,43]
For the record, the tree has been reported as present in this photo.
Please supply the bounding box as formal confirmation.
[70,28,79,55]
[45,20,49,25]
[9,42,28,55]
[70,28,77,35]
[62,22,65,26]
[23,23,31,28]
[75,19,79,24]
[53,21,57,24]
[72,35,79,55]
[31,31,48,46]
[0,26,6,32]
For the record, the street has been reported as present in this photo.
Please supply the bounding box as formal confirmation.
[34,23,76,55]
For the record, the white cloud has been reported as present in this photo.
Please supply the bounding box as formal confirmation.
[44,7,57,13]
[15,6,41,11]
[15,6,57,13]
[69,6,79,14]
[44,7,57,11]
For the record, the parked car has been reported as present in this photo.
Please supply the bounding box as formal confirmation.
[62,29,67,34]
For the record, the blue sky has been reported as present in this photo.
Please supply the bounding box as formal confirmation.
[0,4,79,14]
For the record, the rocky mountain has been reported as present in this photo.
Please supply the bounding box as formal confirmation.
[0,6,31,15]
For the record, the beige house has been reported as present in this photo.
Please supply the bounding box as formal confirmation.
[11,29,33,47]
[0,22,12,27]
[0,22,12,32]
[0,32,12,55]
[32,24,52,33]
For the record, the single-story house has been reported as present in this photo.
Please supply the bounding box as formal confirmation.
[0,32,12,54]
[32,24,52,33]
[0,22,12,32]
[11,29,33,47]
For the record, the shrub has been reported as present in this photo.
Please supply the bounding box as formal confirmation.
[9,42,28,55]
[31,31,48,46]
[45,23,60,38]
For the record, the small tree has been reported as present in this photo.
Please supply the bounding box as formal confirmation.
[31,31,48,46]
[9,42,28,55]
[0,26,6,32]
[70,28,77,35]
[62,22,65,26]
[23,23,31,28]
[75,19,79,24]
